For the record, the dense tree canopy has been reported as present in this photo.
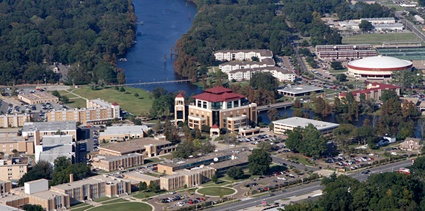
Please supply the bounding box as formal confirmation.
[227,166,244,180]
[18,160,52,186]
[50,157,92,186]
[286,171,425,211]
[0,0,136,85]
[248,149,272,175]
[286,124,327,158]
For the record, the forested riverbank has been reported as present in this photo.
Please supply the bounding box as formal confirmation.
[0,0,136,85]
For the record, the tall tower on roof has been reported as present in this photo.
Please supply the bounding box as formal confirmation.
[175,94,186,126]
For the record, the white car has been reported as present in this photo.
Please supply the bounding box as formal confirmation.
[277,177,287,180]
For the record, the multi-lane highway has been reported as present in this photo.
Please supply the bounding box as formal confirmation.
[207,159,412,211]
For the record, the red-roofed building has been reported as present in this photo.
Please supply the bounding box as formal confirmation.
[175,87,257,131]
[339,83,400,102]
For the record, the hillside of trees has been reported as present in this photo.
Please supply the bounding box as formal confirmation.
[0,0,136,85]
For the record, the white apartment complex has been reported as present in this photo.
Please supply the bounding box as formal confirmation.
[214,49,273,61]
[228,66,295,82]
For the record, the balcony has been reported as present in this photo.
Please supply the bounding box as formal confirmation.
[226,115,247,121]
[188,115,206,121]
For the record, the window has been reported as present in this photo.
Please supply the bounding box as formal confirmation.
[197,101,202,108]
[211,102,222,110]
[203,102,207,109]
[227,101,232,108]
[234,100,239,107]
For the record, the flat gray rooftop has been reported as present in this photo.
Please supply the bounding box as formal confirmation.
[273,117,339,131]
[277,85,323,94]
[101,125,149,135]
[42,135,74,147]
[23,121,76,132]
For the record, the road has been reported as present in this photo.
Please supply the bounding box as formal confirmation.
[206,159,412,211]
[291,41,328,83]
[396,13,425,42]
[272,156,319,172]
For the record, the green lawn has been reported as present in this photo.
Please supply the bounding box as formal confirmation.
[93,197,115,202]
[101,198,128,204]
[72,86,152,116]
[70,205,93,211]
[328,68,347,74]
[69,203,90,209]
[202,180,232,187]
[197,187,235,196]
[89,202,152,211]
[342,33,420,44]
[132,190,166,199]
[144,158,161,164]
[159,154,173,160]
[65,98,87,109]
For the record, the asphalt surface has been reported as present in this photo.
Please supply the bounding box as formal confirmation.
[206,159,413,211]
[272,156,319,172]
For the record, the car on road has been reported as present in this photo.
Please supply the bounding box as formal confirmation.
[269,193,275,196]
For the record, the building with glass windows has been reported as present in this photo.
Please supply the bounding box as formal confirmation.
[174,87,257,131]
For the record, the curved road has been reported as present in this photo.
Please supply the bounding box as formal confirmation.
[207,159,412,211]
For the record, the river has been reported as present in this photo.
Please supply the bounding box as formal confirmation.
[118,0,201,95]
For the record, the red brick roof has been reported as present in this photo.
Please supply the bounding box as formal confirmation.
[205,86,233,94]
[112,102,119,106]
[211,124,219,129]
[176,93,184,98]
[193,92,245,103]
[339,83,399,97]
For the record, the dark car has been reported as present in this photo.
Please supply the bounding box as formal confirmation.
[269,193,275,196]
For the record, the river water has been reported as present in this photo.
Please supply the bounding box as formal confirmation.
[118,0,201,95]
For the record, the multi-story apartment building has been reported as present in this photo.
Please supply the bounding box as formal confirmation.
[0,114,31,128]
[0,157,29,181]
[91,153,144,172]
[175,87,257,131]
[218,59,275,74]
[214,49,273,61]
[228,66,295,82]
[45,99,120,125]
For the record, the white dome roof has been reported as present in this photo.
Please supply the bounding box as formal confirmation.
[348,56,412,69]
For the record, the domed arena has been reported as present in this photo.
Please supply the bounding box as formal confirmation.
[347,56,412,79]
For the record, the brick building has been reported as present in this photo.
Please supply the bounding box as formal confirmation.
[0,114,31,128]
[175,87,257,132]
[91,153,144,172]
[98,138,175,158]
[339,83,400,102]
[0,157,29,181]
[18,92,59,105]
[400,138,422,150]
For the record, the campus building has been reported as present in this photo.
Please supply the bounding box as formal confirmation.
[99,125,150,141]
[277,85,324,97]
[46,99,120,125]
[35,135,75,166]
[214,49,273,61]
[339,82,400,102]
[315,44,376,59]
[160,166,215,191]
[0,114,31,128]
[157,148,250,175]
[22,121,77,141]
[0,156,29,181]
[91,153,144,172]
[228,66,295,82]
[50,175,131,203]
[0,179,70,211]
[175,87,257,132]
[18,92,59,105]
[273,117,339,135]
[0,129,34,154]
[98,138,175,158]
